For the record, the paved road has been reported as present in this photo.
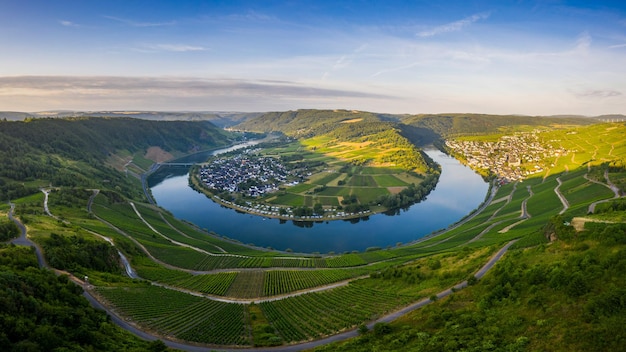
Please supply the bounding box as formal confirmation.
[586,171,623,213]
[554,177,570,215]
[6,199,519,352]
[8,203,47,268]
[149,239,517,352]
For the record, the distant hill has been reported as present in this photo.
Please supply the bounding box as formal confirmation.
[0,110,263,128]
[595,114,626,122]
[234,109,437,173]
[0,111,34,120]
[0,116,231,201]
[233,109,384,137]
[234,110,600,147]
[400,113,595,137]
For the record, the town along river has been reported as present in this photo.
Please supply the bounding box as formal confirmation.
[148,148,489,254]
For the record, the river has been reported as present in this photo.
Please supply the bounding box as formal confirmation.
[149,148,488,253]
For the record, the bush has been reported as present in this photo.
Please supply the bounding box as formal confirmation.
[0,220,20,241]
[373,322,391,336]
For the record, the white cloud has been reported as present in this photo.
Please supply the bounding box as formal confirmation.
[574,31,592,53]
[574,89,622,98]
[226,10,276,22]
[0,76,391,111]
[59,20,79,27]
[608,43,626,49]
[103,15,176,27]
[144,44,208,52]
[417,12,490,38]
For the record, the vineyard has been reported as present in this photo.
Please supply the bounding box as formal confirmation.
[263,269,368,296]
[91,195,414,271]
[28,121,623,348]
[260,283,414,342]
[95,285,248,345]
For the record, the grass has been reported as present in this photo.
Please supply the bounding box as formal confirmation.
[285,183,317,193]
[347,175,377,187]
[350,187,389,204]
[373,174,409,187]
[268,193,304,206]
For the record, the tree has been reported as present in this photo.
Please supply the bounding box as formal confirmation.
[148,340,168,352]
[373,322,391,336]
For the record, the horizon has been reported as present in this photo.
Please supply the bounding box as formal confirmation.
[1,1,625,115]
[2,109,625,119]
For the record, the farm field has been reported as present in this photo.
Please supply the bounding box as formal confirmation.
[190,134,437,221]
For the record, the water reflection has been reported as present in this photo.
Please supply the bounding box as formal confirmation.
[149,149,488,253]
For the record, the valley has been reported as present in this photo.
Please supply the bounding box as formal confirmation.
[1,112,625,351]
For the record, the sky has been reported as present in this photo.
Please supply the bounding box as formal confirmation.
[1,0,625,115]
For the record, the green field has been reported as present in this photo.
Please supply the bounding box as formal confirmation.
[373,174,409,187]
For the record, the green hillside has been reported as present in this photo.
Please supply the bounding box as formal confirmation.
[1,113,625,351]
[0,116,230,201]
[0,245,160,351]
[402,113,594,137]
[311,123,625,351]
[235,109,433,173]
[234,109,383,137]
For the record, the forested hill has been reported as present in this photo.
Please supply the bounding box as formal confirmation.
[401,113,595,137]
[0,117,228,161]
[234,109,384,137]
[0,117,230,201]
[0,110,263,128]
[234,110,597,146]
[234,109,436,173]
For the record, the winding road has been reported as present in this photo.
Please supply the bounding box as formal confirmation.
[586,170,623,213]
[8,203,47,268]
[5,187,520,351]
[554,177,570,215]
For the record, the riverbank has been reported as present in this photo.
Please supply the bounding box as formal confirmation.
[148,148,488,253]
[185,146,440,222]
[188,171,381,222]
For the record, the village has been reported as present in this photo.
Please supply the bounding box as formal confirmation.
[196,148,375,220]
[445,131,568,181]
[198,149,309,197]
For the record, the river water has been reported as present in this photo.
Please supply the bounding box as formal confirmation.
[149,148,488,253]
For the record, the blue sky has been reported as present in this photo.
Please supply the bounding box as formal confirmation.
[1,0,625,115]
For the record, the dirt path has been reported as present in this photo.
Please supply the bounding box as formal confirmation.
[571,217,622,232]
[469,182,530,241]
[216,239,519,352]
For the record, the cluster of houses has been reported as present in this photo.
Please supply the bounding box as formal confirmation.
[445,132,568,181]
[198,153,305,197]
[214,198,372,220]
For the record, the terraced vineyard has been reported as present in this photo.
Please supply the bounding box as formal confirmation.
[27,122,626,348]
[260,284,413,342]
[95,285,248,346]
[263,269,368,296]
